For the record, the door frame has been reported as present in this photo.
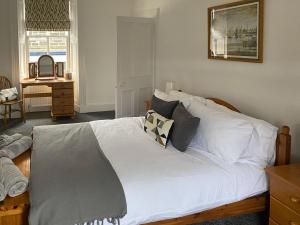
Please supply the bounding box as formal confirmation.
[115,16,156,118]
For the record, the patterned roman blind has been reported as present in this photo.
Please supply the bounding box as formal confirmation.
[25,0,70,31]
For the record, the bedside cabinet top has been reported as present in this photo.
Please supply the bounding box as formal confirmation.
[266,164,300,188]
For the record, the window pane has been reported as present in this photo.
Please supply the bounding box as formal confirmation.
[27,31,69,37]
[49,37,67,62]
[27,31,48,37]
[50,31,69,37]
[28,37,48,62]
[27,31,69,69]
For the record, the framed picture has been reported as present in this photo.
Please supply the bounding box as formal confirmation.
[208,0,264,63]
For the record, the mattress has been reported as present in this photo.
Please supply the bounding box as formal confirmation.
[90,117,268,225]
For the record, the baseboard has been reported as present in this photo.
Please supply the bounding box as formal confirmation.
[79,103,115,113]
[74,104,80,112]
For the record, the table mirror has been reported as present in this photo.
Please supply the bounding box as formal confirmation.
[38,55,55,78]
[56,62,64,77]
[29,63,37,78]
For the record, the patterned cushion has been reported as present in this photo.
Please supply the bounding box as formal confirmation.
[144,110,174,148]
[0,87,18,103]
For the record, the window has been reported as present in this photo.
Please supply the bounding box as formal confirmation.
[26,31,70,69]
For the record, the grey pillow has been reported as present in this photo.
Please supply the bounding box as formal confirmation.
[171,103,200,152]
[151,95,179,119]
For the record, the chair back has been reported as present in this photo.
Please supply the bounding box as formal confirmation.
[0,76,12,91]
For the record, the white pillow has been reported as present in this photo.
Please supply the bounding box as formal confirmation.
[206,99,278,167]
[154,89,174,102]
[154,89,191,108]
[0,87,18,103]
[191,96,207,105]
[189,100,254,164]
[156,90,208,108]
[169,90,202,108]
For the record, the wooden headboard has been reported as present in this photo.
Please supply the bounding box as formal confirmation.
[145,98,291,166]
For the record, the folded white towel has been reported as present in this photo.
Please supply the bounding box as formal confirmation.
[0,164,6,201]
[0,151,9,158]
[0,136,32,159]
[0,157,28,198]
[0,133,23,149]
[0,182,5,202]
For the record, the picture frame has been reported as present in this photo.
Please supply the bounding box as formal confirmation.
[56,62,64,78]
[208,0,264,63]
[29,63,37,78]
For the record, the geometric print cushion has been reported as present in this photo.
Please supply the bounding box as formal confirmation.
[144,110,174,148]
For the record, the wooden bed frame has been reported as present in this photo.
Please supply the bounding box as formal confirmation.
[0,98,291,225]
[143,98,291,225]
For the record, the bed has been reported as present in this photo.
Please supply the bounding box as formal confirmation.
[0,97,291,225]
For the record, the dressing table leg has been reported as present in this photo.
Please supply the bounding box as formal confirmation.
[9,105,11,119]
[19,101,25,123]
[22,90,26,115]
[3,105,7,127]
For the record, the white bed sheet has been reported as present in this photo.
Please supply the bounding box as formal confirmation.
[90,117,268,225]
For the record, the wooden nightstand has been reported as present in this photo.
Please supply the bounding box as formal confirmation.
[266,164,300,225]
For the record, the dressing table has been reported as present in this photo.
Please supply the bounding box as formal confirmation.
[22,55,75,120]
[20,79,75,120]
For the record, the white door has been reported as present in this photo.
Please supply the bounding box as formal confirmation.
[116,16,155,118]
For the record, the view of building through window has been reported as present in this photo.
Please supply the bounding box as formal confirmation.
[27,31,69,67]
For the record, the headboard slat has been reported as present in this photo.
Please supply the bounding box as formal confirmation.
[276,126,291,166]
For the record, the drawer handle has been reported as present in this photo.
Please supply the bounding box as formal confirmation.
[290,197,300,203]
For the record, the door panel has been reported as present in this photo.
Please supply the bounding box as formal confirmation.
[120,90,135,118]
[116,17,155,118]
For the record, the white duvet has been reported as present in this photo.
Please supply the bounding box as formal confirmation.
[90,117,268,225]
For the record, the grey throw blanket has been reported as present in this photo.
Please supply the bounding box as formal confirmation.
[30,123,127,225]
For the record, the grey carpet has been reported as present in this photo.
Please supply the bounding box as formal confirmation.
[0,111,268,225]
[0,111,115,135]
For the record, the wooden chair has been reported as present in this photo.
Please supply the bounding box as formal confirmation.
[0,76,25,127]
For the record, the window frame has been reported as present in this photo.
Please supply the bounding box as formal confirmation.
[25,31,71,73]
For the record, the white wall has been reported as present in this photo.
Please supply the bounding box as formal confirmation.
[0,0,12,81]
[0,0,134,113]
[78,0,133,112]
[132,0,300,162]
